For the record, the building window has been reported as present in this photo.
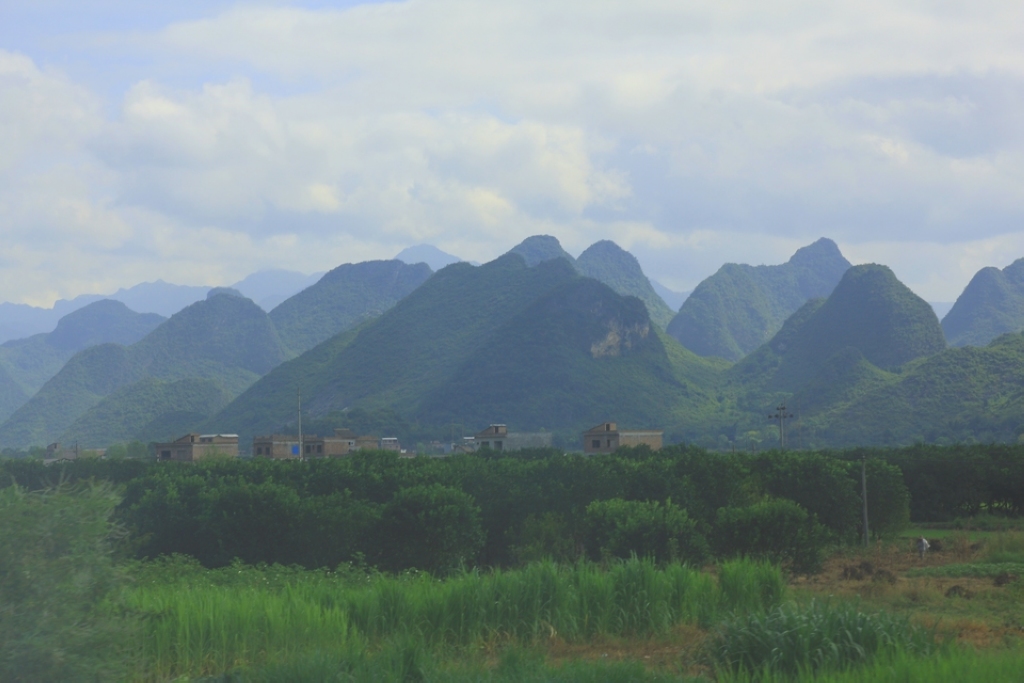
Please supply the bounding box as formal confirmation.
[591,440,600,449]
[607,439,612,448]
[495,441,503,450]
[317,445,323,453]
[160,450,171,460]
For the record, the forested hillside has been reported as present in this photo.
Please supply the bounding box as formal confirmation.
[0,291,287,448]
[0,300,165,420]
[576,240,675,329]
[667,238,851,361]
[942,258,1024,347]
[269,259,433,355]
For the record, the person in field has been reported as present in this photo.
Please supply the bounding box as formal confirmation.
[916,536,930,560]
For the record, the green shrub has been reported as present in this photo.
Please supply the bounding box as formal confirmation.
[584,498,710,565]
[713,499,830,573]
[708,600,936,678]
[0,484,133,682]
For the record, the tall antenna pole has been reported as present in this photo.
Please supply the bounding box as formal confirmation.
[861,455,870,547]
[297,390,303,461]
[768,403,794,450]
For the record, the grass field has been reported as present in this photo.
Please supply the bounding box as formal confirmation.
[118,541,1024,682]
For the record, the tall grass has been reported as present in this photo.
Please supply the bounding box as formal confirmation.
[131,584,361,677]
[708,600,937,678]
[128,557,785,680]
[719,647,1024,683]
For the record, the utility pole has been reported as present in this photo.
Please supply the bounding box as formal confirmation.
[297,390,303,461]
[768,403,794,450]
[861,455,870,547]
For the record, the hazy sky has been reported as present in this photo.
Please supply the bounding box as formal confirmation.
[3,0,1023,306]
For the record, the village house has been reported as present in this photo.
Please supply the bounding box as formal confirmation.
[582,422,663,454]
[253,428,357,459]
[472,424,553,451]
[155,433,239,462]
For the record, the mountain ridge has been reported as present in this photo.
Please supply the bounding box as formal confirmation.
[666,238,852,361]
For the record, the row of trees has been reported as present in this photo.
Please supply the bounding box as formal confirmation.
[0,445,920,574]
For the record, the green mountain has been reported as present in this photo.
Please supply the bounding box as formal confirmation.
[59,377,232,447]
[731,264,945,392]
[204,254,725,448]
[42,299,166,353]
[576,240,675,329]
[713,264,952,447]
[0,291,287,448]
[807,333,1024,446]
[507,235,577,268]
[941,259,1024,347]
[269,260,433,355]
[0,365,28,424]
[417,277,693,431]
[666,238,851,361]
[0,300,165,421]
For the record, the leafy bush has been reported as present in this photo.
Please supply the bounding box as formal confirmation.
[584,498,710,565]
[0,484,133,682]
[713,499,830,573]
[377,484,485,573]
[708,600,936,677]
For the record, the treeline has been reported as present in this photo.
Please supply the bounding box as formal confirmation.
[837,443,1024,521]
[0,445,924,574]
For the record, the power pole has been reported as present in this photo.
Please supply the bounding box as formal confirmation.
[861,455,870,547]
[768,403,794,450]
[297,390,303,461]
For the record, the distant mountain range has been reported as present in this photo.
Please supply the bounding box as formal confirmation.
[395,244,463,271]
[0,290,288,448]
[201,253,717,448]
[0,270,325,345]
[0,301,165,422]
[5,236,1024,451]
[501,235,676,329]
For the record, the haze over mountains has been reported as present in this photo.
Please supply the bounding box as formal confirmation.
[3,235,1024,451]
[0,301,165,421]
[0,270,325,344]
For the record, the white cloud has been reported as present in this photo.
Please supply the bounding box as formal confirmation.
[3,1,1024,305]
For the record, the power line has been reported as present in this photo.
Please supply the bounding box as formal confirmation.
[768,402,794,450]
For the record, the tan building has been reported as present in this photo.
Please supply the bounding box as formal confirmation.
[582,422,662,454]
[253,428,358,459]
[156,433,239,462]
[355,435,380,451]
[473,424,553,451]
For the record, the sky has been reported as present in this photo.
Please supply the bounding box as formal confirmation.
[2,0,1023,307]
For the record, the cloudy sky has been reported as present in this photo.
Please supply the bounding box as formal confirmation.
[2,0,1023,306]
